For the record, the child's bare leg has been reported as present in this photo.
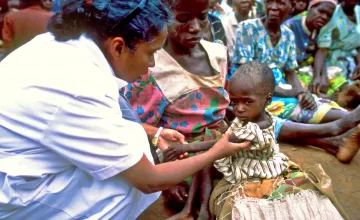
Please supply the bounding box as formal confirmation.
[320,108,348,123]
[198,165,213,220]
[290,125,360,163]
[278,105,360,140]
[167,173,201,220]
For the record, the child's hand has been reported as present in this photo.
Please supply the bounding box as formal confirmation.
[163,144,189,162]
[209,133,251,160]
[298,91,317,110]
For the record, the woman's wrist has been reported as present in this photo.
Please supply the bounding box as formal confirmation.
[291,88,305,97]
[204,147,220,162]
[151,127,164,147]
[142,123,160,139]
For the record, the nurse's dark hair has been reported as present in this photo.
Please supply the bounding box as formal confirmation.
[231,62,275,94]
[47,0,172,51]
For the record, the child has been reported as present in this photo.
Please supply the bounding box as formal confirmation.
[165,61,359,219]
[213,62,290,185]
[211,61,349,219]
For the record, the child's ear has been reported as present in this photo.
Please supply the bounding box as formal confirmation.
[266,93,272,105]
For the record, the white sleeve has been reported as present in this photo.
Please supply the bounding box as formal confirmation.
[41,94,149,180]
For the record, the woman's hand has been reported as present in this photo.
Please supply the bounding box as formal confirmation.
[320,74,330,94]
[158,128,185,151]
[209,133,251,160]
[164,144,189,162]
[351,65,360,80]
[309,76,322,95]
[298,91,317,110]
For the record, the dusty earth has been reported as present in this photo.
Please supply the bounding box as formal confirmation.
[138,142,360,220]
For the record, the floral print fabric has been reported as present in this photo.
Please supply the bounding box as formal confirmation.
[123,40,230,136]
[231,18,298,76]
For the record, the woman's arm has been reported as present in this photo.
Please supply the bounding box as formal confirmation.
[285,69,317,110]
[312,48,328,94]
[273,69,304,98]
[352,47,360,80]
[274,86,303,98]
[120,133,250,194]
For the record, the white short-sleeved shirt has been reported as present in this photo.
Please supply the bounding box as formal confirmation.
[0,33,160,219]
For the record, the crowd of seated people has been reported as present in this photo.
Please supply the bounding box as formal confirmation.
[0,0,359,219]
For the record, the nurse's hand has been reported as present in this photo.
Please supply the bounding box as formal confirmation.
[158,128,185,151]
[351,65,360,80]
[209,133,251,160]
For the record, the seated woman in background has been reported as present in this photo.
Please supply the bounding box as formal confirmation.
[285,0,360,107]
[222,0,253,60]
[231,0,353,127]
[314,0,360,107]
[2,0,52,54]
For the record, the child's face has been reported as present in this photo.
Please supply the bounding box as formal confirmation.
[233,0,253,15]
[229,80,271,123]
[167,0,209,48]
[295,0,307,12]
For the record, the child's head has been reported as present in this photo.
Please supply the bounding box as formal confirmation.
[233,0,253,17]
[163,0,209,48]
[294,0,308,14]
[229,62,275,123]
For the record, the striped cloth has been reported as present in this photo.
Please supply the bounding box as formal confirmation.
[214,111,289,184]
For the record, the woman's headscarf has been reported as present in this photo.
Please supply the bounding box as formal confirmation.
[308,0,337,9]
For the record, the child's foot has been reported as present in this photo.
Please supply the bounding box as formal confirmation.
[167,209,195,220]
[197,207,211,220]
[333,105,360,136]
[336,125,360,164]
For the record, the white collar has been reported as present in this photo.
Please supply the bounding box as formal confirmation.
[301,16,311,36]
[230,12,238,26]
[76,35,128,89]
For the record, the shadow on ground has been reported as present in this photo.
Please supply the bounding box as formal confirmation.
[138,143,360,220]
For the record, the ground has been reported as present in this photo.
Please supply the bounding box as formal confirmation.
[138,142,360,220]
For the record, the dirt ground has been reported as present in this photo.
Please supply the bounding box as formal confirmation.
[138,142,360,220]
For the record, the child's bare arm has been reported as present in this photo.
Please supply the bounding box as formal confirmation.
[164,140,217,162]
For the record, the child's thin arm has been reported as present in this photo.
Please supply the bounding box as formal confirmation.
[164,133,249,162]
[163,140,217,162]
[186,140,217,152]
[184,134,245,152]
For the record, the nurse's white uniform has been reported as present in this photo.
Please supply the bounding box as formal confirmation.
[0,33,160,219]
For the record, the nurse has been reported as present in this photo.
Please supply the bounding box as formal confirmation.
[0,0,249,219]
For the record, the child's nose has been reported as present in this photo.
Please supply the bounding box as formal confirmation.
[235,104,246,113]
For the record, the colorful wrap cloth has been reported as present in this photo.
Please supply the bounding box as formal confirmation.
[267,68,345,123]
[210,163,349,220]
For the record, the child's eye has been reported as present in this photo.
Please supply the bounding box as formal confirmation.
[245,101,252,105]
